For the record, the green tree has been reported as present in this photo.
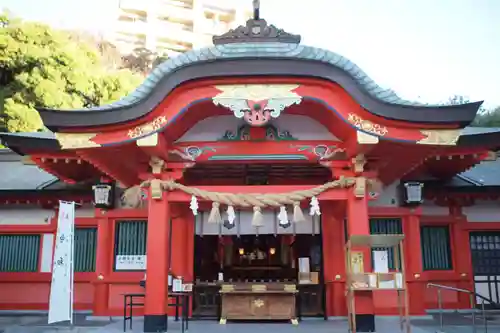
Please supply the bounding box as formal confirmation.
[122,47,168,76]
[0,13,142,132]
[66,30,124,71]
[472,106,500,127]
[445,95,500,127]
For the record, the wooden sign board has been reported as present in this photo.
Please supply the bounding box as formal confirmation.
[350,251,364,273]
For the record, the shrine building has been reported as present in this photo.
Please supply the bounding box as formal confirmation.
[1,12,500,333]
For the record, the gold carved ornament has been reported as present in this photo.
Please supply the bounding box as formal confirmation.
[212,84,302,120]
[55,132,100,149]
[253,299,265,308]
[128,116,168,139]
[213,84,301,102]
[417,129,461,145]
[347,113,388,136]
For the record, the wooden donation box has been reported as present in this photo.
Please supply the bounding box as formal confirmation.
[219,283,298,324]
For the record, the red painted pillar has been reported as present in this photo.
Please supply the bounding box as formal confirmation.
[93,210,111,315]
[144,191,170,332]
[168,207,187,316]
[403,213,425,314]
[184,212,195,317]
[321,205,336,317]
[170,208,187,277]
[453,214,474,308]
[346,190,374,315]
[322,205,346,317]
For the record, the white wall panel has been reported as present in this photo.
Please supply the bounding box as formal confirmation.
[463,200,500,223]
[40,233,54,273]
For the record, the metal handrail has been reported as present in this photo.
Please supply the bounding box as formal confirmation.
[427,283,495,333]
[427,283,499,308]
[427,283,471,294]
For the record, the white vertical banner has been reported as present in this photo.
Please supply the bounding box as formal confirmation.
[48,201,75,324]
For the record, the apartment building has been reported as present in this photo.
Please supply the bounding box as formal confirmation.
[110,0,253,56]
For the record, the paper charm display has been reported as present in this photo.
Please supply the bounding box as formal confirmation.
[190,195,198,216]
[223,206,236,230]
[309,196,321,216]
[277,206,291,228]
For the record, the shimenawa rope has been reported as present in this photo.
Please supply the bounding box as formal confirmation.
[121,176,373,226]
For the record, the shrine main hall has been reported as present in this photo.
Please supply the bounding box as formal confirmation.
[1,11,500,333]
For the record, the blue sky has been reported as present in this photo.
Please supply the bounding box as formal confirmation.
[3,0,500,108]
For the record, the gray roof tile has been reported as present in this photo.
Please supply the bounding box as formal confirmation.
[0,149,57,190]
[458,159,500,186]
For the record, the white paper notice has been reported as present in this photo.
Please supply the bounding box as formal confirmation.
[298,257,310,273]
[172,278,182,292]
[48,201,75,324]
[373,250,389,273]
[115,255,147,270]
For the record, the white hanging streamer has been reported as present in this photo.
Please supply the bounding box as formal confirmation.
[277,206,289,225]
[190,195,198,216]
[309,196,321,216]
[226,205,236,225]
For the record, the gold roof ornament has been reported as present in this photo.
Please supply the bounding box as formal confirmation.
[54,132,100,149]
[418,129,461,145]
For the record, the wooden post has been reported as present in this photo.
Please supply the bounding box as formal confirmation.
[143,189,170,332]
[92,210,111,315]
[346,189,374,331]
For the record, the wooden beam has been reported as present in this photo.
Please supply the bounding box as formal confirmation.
[344,132,378,159]
[77,150,140,187]
[137,132,170,161]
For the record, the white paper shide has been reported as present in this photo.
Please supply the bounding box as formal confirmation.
[48,201,75,324]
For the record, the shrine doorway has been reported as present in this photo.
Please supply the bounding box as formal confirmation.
[191,212,326,319]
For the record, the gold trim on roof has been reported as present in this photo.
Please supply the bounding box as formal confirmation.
[212,84,302,120]
[347,113,388,136]
[128,116,168,139]
[55,132,100,149]
[417,129,461,145]
[357,131,379,144]
[214,84,301,101]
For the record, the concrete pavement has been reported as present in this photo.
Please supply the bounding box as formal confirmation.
[1,313,499,333]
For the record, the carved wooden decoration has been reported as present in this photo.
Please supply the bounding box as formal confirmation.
[212,84,302,127]
[55,132,100,149]
[149,156,165,174]
[352,154,366,173]
[128,116,167,139]
[212,18,301,45]
[354,177,366,198]
[150,179,162,200]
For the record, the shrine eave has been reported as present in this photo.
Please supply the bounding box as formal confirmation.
[2,127,500,156]
[0,132,60,155]
[36,52,482,131]
[456,127,500,146]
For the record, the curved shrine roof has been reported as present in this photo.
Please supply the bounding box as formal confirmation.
[37,18,482,130]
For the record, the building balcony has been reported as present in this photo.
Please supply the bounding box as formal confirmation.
[155,2,194,20]
[115,20,149,35]
[155,21,195,43]
[195,19,231,35]
[119,0,148,11]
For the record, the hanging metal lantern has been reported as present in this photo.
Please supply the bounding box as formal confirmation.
[92,182,115,209]
[401,182,424,206]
